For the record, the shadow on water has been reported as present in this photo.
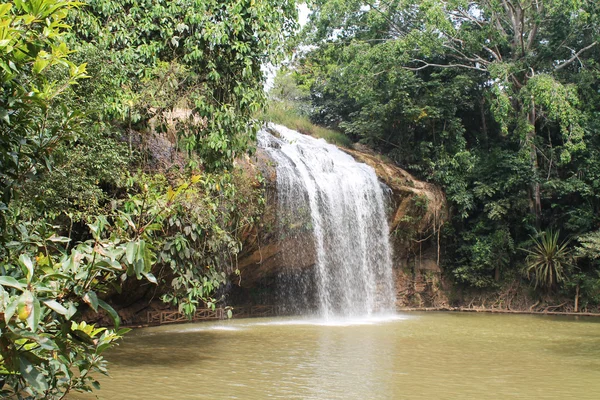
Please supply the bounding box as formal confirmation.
[545,339,600,361]
[529,314,600,324]
[109,330,226,368]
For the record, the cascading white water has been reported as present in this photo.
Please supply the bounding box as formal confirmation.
[259,124,395,318]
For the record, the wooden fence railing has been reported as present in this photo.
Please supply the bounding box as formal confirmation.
[147,308,225,325]
[146,305,282,325]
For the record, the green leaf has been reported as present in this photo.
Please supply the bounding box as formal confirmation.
[27,295,41,332]
[19,254,34,283]
[0,276,25,290]
[144,223,162,233]
[134,259,144,279]
[0,3,12,18]
[65,303,77,320]
[17,330,57,350]
[98,299,120,328]
[95,259,123,271]
[125,241,137,265]
[96,342,112,354]
[117,327,131,336]
[19,357,48,394]
[4,299,18,323]
[41,272,73,281]
[33,56,50,74]
[84,291,99,312]
[43,299,69,316]
[47,234,71,243]
[17,290,33,321]
[137,239,146,263]
[142,271,157,284]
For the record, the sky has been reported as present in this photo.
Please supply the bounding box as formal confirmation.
[263,3,311,91]
[298,3,310,26]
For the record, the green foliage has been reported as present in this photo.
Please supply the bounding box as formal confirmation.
[16,132,130,222]
[570,230,600,306]
[270,68,311,105]
[521,75,585,164]
[0,0,88,227]
[293,0,600,296]
[0,163,265,397]
[262,101,353,147]
[70,0,298,170]
[454,226,515,288]
[0,0,296,397]
[522,230,572,290]
[123,169,264,316]
[0,217,153,398]
[576,230,600,262]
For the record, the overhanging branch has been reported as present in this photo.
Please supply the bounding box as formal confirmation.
[405,59,487,72]
[555,41,598,71]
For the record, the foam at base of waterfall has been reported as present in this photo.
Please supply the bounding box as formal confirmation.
[244,314,410,327]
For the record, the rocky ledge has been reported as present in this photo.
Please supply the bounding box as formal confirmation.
[236,137,447,300]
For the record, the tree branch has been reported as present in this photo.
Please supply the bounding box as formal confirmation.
[489,8,508,37]
[405,59,487,72]
[448,8,485,29]
[440,39,492,67]
[555,41,598,71]
[525,0,543,51]
[519,7,526,56]
[483,45,502,62]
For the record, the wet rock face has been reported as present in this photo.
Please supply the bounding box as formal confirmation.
[236,135,447,292]
[235,145,318,287]
[342,147,446,236]
[342,148,446,270]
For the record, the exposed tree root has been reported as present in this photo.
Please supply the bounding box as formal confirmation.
[529,300,540,311]
[398,307,600,317]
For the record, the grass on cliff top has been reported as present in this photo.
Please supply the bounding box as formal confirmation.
[261,101,353,148]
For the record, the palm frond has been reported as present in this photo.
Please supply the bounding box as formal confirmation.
[522,229,571,290]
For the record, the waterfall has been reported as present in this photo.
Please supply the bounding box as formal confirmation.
[258,124,395,318]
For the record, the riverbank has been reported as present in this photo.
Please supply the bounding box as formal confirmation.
[398,307,600,317]
[118,304,600,331]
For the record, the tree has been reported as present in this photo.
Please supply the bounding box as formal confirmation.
[0,0,291,397]
[0,0,87,232]
[291,0,600,290]
[71,0,298,170]
[0,218,145,398]
[304,0,598,225]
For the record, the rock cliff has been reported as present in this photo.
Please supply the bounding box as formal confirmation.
[236,135,448,309]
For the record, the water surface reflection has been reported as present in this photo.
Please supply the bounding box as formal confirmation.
[71,313,600,399]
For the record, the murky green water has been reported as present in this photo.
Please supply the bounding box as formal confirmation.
[72,312,600,399]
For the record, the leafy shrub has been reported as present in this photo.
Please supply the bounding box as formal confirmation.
[262,101,353,148]
[522,230,572,290]
[0,218,150,398]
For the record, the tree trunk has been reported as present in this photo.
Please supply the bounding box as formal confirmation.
[528,101,541,228]
[479,97,488,147]
[575,283,580,313]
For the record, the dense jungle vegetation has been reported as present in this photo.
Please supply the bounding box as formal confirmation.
[2,0,600,397]
[271,0,600,307]
[0,0,296,397]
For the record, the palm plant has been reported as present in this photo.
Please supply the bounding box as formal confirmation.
[522,229,572,290]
